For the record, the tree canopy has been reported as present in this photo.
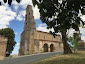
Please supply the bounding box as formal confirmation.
[0,28,16,57]
[32,0,85,54]
[0,0,20,5]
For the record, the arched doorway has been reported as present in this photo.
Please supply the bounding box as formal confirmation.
[50,44,54,52]
[44,43,48,52]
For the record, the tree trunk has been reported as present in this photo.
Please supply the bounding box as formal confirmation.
[61,29,72,54]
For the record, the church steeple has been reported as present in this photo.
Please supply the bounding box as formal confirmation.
[19,5,36,55]
[24,5,36,31]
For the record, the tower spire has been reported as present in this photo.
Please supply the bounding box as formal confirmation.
[24,5,35,31]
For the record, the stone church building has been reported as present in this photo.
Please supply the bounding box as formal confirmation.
[19,5,63,55]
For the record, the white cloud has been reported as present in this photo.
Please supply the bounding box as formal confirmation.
[67,28,76,37]
[11,42,20,55]
[0,25,8,29]
[81,35,85,42]
[0,5,16,29]
[20,0,40,19]
[37,23,54,32]
[16,15,23,21]
[33,5,40,19]
[15,32,18,35]
[79,27,85,35]
[12,0,20,11]
[12,0,40,20]
[20,0,32,8]
[16,42,20,46]
[16,10,26,21]
[67,27,85,42]
[11,46,19,55]
[81,15,85,21]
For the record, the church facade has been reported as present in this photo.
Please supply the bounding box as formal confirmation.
[19,5,63,55]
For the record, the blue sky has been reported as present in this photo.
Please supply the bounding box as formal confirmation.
[0,0,85,55]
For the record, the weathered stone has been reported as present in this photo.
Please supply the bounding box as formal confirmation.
[78,40,85,50]
[19,5,63,56]
[0,35,7,60]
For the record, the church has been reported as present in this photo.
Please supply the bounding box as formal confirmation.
[19,5,63,55]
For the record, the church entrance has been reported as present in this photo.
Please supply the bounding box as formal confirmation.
[44,43,48,52]
[50,44,54,52]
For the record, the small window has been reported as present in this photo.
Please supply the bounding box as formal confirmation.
[29,12,30,14]
[26,15,27,20]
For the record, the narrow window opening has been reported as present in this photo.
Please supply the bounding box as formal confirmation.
[26,15,27,20]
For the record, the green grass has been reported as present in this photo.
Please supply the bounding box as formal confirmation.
[32,51,85,64]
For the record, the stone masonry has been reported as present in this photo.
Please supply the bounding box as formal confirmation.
[19,5,63,55]
[0,35,8,60]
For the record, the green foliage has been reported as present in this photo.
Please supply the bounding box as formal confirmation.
[0,28,16,57]
[68,33,80,53]
[16,0,20,3]
[0,0,20,5]
[32,0,85,34]
[0,2,1,5]
[3,0,7,3]
[32,0,85,54]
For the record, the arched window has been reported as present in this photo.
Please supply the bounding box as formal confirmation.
[50,44,54,52]
[43,43,48,52]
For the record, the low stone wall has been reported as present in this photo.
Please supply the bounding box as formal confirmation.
[0,35,8,60]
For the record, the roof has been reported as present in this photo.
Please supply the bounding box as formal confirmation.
[37,30,60,36]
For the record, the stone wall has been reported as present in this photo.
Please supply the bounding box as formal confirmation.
[39,41,63,53]
[33,30,63,54]
[34,40,39,54]
[34,40,63,54]
[34,30,62,42]
[0,35,7,60]
[78,40,85,50]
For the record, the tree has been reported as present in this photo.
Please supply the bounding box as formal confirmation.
[0,0,20,5]
[32,0,85,54]
[0,28,16,57]
[68,33,80,53]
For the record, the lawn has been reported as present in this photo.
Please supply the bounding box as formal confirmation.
[32,51,85,64]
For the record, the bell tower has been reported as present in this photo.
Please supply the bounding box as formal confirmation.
[24,5,36,31]
[19,5,36,55]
